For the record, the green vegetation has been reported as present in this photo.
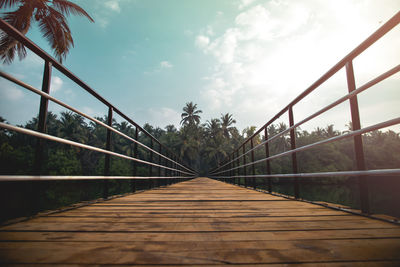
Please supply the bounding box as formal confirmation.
[0,102,399,221]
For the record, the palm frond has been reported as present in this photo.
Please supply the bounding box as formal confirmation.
[38,6,73,62]
[0,5,33,63]
[52,0,94,22]
[0,42,16,64]
[0,0,20,9]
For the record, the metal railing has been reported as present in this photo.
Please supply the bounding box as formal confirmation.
[209,11,400,214]
[0,18,197,199]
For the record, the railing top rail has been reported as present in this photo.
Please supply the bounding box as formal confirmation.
[0,70,195,174]
[0,18,194,172]
[237,11,400,148]
[210,64,400,173]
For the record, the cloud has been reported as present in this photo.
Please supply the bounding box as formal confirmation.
[147,107,181,128]
[238,0,257,10]
[92,0,125,28]
[195,35,210,49]
[50,76,63,93]
[160,61,173,69]
[105,0,121,13]
[81,106,102,118]
[195,0,400,130]
[0,80,24,101]
[144,61,174,75]
[96,17,110,28]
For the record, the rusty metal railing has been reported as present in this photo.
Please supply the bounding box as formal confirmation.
[209,11,400,214]
[0,18,197,199]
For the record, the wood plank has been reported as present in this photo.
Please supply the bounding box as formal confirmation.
[0,177,399,266]
[2,220,396,232]
[0,239,400,265]
[1,228,400,242]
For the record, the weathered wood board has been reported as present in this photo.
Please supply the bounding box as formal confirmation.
[0,177,399,265]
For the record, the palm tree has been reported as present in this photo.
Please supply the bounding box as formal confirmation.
[180,102,202,126]
[324,124,340,138]
[220,113,236,138]
[59,111,87,143]
[205,118,221,139]
[0,0,94,64]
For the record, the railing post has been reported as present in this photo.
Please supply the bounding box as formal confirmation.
[157,144,162,187]
[174,156,177,178]
[166,152,170,185]
[236,150,240,185]
[228,155,232,184]
[243,144,247,187]
[34,60,52,174]
[103,107,113,199]
[131,127,139,192]
[172,156,176,184]
[346,60,369,214]
[264,127,272,192]
[250,138,256,189]
[148,138,153,189]
[231,152,236,185]
[288,106,300,199]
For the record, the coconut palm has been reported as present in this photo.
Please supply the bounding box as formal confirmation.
[220,113,236,138]
[180,102,202,126]
[324,124,340,138]
[0,0,94,64]
[59,111,87,143]
[205,119,221,139]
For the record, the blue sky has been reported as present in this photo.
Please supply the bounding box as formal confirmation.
[1,0,399,132]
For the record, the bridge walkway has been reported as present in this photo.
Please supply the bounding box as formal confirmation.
[0,177,399,265]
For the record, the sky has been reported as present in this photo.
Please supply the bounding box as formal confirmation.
[1,0,399,133]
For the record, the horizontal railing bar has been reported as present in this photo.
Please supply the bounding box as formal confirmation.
[0,18,194,174]
[0,70,193,174]
[210,64,400,174]
[0,122,194,176]
[0,175,194,181]
[212,117,400,175]
[220,11,400,165]
[214,168,400,179]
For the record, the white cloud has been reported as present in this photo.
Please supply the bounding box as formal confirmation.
[195,0,400,131]
[105,0,121,13]
[239,0,257,10]
[160,61,173,69]
[92,0,126,28]
[0,80,24,101]
[81,106,102,118]
[147,107,181,128]
[205,25,214,36]
[195,35,210,49]
[97,17,109,28]
[50,76,63,93]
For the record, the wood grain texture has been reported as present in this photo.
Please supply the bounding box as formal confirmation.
[0,177,399,266]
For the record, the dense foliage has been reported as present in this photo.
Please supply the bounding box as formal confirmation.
[2,102,399,176]
[0,102,399,221]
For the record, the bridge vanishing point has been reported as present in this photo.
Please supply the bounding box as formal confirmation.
[1,11,400,267]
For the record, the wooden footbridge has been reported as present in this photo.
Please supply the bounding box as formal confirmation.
[1,177,399,265]
[1,11,400,267]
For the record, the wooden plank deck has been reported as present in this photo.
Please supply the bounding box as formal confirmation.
[0,177,399,266]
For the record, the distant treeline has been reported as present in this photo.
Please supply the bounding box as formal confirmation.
[1,103,399,176]
[0,102,400,221]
